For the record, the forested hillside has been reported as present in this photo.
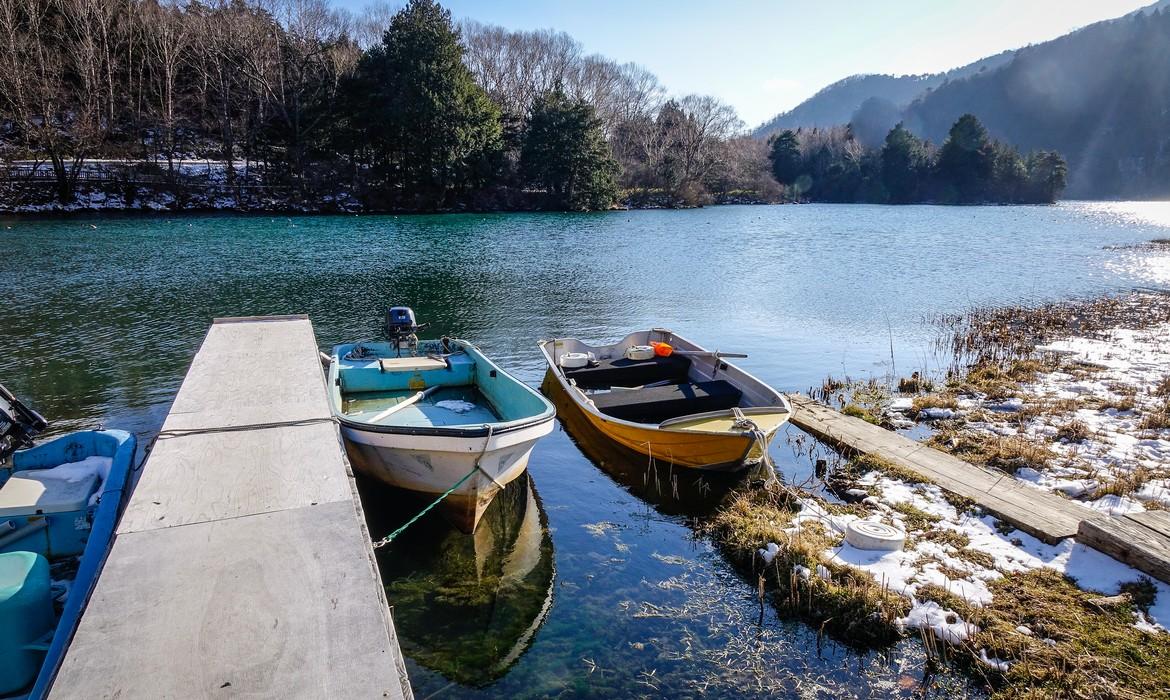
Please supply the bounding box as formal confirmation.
[753,52,1013,139]
[0,0,775,211]
[903,7,1170,198]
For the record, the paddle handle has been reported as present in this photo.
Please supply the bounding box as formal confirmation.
[368,385,442,424]
[672,350,748,359]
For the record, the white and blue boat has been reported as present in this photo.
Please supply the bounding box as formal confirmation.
[0,384,136,699]
[328,308,556,533]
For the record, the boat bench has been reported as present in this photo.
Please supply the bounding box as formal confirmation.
[564,355,691,390]
[592,380,742,424]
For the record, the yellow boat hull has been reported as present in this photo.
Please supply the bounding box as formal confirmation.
[541,371,787,471]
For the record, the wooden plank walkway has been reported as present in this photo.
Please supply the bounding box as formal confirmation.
[49,316,413,699]
[788,395,1093,544]
[789,395,1170,584]
[1078,511,1170,584]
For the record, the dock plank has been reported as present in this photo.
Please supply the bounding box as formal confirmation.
[1127,510,1170,540]
[1078,515,1170,584]
[788,395,1091,544]
[50,317,412,699]
[119,422,354,534]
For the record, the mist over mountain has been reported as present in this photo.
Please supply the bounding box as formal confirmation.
[753,52,1014,139]
[904,5,1170,198]
[757,1,1170,198]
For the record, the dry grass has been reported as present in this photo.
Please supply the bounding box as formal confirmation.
[1054,419,1091,444]
[931,430,1057,474]
[1138,405,1170,432]
[1154,375,1170,398]
[910,393,959,417]
[915,569,1170,700]
[898,372,934,394]
[705,487,909,646]
[1092,465,1154,499]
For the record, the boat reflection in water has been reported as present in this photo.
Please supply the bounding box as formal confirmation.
[542,370,747,518]
[359,472,555,687]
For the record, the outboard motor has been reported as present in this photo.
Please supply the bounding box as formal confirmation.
[0,383,47,464]
[384,306,428,356]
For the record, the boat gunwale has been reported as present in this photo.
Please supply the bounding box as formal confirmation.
[330,337,555,439]
[537,329,791,438]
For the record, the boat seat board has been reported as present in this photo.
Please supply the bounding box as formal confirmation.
[592,380,743,424]
[564,355,691,390]
[379,357,449,372]
[0,472,98,517]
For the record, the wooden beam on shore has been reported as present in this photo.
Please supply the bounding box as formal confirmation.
[787,394,1092,544]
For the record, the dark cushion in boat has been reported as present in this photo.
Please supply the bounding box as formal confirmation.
[563,355,691,390]
[592,380,742,424]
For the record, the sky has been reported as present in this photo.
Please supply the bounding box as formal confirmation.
[355,0,1157,128]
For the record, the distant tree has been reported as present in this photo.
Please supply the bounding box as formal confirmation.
[880,123,928,203]
[767,129,801,186]
[1025,151,1068,203]
[346,0,502,207]
[935,114,995,203]
[520,88,618,210]
[850,96,902,149]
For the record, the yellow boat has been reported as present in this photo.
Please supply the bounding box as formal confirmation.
[537,329,792,471]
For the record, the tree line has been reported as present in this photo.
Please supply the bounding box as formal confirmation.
[767,114,1067,205]
[0,0,779,210]
[0,0,1068,211]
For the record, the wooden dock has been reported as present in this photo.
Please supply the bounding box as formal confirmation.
[49,316,413,699]
[788,395,1170,584]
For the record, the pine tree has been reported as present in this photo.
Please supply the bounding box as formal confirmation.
[880,123,928,203]
[347,0,502,207]
[767,130,802,186]
[935,114,996,203]
[520,89,619,211]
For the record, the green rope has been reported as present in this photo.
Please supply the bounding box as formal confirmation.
[372,466,479,549]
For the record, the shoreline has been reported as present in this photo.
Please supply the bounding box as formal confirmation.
[709,290,1170,698]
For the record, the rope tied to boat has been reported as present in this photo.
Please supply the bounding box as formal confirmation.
[732,408,780,488]
[372,424,495,548]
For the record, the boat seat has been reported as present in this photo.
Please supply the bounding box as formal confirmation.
[592,380,742,424]
[563,355,691,390]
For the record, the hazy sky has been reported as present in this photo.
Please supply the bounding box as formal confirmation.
[395,0,1154,127]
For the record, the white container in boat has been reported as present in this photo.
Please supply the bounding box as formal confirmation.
[624,345,655,361]
[844,521,905,551]
[559,352,591,369]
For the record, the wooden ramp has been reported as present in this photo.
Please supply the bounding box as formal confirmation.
[788,395,1093,545]
[49,316,413,699]
[1078,511,1170,584]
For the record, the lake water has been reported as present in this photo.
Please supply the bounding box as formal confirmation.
[3,202,1169,697]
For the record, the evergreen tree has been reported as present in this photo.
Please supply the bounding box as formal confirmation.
[880,123,927,203]
[346,0,502,207]
[1025,151,1069,203]
[934,114,995,203]
[520,89,619,210]
[767,129,801,186]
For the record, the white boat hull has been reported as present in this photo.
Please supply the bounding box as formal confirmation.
[341,419,554,533]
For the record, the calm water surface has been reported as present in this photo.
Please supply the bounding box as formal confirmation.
[3,203,1169,697]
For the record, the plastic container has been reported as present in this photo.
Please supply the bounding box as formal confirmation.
[0,550,53,694]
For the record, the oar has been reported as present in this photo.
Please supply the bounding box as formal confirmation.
[671,350,748,359]
[367,385,442,424]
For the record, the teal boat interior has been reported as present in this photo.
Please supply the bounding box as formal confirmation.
[330,339,554,433]
[0,428,136,699]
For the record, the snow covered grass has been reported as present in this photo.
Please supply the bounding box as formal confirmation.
[720,450,1170,697]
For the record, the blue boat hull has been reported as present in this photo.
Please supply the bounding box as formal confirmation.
[0,430,136,699]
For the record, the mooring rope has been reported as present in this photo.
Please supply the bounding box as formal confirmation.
[372,424,495,548]
[154,416,338,440]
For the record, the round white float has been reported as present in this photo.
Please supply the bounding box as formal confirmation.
[844,521,905,551]
[624,345,655,361]
[559,352,591,369]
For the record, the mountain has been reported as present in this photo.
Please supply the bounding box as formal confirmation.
[903,4,1170,198]
[752,52,1014,139]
